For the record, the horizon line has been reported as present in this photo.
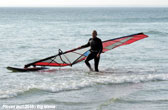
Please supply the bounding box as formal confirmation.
[0,6,168,8]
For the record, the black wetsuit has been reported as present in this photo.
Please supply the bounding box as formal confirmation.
[81,37,103,72]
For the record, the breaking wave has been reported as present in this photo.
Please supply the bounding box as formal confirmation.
[1,73,168,99]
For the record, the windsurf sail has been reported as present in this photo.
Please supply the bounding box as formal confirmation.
[24,33,148,68]
[102,32,148,52]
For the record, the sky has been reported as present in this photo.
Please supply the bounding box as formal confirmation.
[0,0,168,7]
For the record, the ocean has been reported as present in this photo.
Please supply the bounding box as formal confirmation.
[0,7,168,110]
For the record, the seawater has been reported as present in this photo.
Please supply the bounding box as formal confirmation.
[0,7,168,110]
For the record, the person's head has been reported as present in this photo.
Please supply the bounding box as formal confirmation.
[92,30,97,38]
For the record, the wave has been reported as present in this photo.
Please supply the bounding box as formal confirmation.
[145,30,168,36]
[115,98,168,104]
[1,73,168,99]
[83,34,91,36]
[0,88,42,99]
[36,99,92,105]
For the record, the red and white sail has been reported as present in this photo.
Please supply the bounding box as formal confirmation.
[25,33,148,67]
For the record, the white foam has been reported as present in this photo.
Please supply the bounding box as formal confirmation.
[1,73,168,99]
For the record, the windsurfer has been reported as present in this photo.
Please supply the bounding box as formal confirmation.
[78,30,103,72]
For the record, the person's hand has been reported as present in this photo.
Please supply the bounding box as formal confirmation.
[97,53,100,58]
[67,46,82,53]
[77,46,82,49]
[74,46,81,51]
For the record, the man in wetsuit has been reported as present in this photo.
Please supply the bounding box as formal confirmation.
[79,30,103,72]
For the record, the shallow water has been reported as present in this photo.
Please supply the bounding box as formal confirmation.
[0,7,168,110]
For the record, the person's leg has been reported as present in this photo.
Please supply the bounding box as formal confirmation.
[94,56,100,72]
[85,53,94,71]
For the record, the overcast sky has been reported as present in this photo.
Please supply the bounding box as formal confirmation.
[0,0,168,7]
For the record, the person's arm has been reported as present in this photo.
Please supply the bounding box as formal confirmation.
[67,39,90,53]
[77,39,91,49]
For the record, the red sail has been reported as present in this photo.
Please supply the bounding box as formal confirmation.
[103,33,148,52]
[26,33,148,67]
